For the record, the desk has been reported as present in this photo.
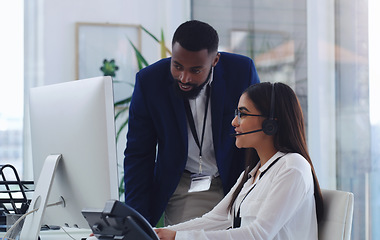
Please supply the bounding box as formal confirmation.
[0,228,92,239]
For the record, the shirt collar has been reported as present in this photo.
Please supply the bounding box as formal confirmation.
[249,151,286,178]
[209,67,214,85]
[195,67,214,99]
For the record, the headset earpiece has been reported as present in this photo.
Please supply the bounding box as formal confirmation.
[262,84,278,135]
[262,118,278,135]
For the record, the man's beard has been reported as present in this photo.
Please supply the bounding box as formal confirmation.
[173,67,212,99]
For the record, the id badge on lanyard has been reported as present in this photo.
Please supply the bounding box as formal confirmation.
[189,174,212,192]
[184,85,212,193]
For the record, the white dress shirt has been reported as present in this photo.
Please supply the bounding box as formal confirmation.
[167,151,318,240]
[185,70,218,176]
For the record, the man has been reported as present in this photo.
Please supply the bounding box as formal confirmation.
[124,20,260,226]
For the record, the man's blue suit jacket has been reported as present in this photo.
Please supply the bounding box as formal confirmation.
[124,52,260,226]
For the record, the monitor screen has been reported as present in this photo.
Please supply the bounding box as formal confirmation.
[22,76,119,238]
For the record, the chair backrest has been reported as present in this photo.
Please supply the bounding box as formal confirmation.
[318,189,354,240]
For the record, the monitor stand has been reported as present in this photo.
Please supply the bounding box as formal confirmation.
[19,154,62,240]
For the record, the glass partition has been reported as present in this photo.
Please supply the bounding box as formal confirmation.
[192,0,375,238]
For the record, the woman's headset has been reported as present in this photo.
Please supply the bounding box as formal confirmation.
[262,84,278,135]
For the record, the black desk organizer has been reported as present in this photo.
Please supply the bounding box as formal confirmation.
[0,164,34,232]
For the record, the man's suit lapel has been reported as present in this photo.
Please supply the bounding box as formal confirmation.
[210,65,226,153]
[168,78,188,147]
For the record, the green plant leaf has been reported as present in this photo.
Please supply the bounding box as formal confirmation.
[114,96,133,107]
[100,59,119,77]
[115,106,129,119]
[128,39,149,70]
[119,177,125,197]
[160,28,172,56]
[160,29,167,59]
[116,117,129,141]
[141,26,171,57]
[141,25,160,43]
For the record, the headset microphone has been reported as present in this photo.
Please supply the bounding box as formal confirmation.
[230,129,263,137]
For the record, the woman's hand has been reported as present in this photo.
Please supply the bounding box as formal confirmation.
[154,228,176,240]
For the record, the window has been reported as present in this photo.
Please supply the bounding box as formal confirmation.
[192,0,376,238]
[368,0,380,237]
[0,1,24,178]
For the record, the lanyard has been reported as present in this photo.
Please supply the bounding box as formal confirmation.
[233,155,283,228]
[183,84,211,175]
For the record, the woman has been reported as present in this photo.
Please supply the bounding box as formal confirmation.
[155,82,324,239]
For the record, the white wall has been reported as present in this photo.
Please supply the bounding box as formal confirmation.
[41,0,190,85]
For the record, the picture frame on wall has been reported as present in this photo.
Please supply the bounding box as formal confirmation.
[75,22,142,102]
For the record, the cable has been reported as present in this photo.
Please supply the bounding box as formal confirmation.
[2,200,64,240]
[3,207,38,239]
[60,227,76,240]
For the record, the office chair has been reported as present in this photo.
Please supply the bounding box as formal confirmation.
[318,189,354,240]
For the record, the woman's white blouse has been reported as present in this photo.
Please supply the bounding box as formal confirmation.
[166,151,318,240]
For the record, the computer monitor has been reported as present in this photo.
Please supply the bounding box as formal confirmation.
[20,76,119,240]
